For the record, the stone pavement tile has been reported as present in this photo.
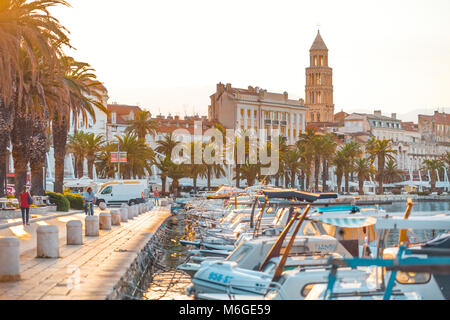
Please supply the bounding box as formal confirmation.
[0,207,169,300]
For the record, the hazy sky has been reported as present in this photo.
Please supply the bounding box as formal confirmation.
[52,0,450,121]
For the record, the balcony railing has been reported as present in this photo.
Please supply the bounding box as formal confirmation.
[264,119,271,125]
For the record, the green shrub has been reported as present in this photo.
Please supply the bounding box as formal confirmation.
[46,191,70,212]
[64,192,84,210]
[417,191,431,196]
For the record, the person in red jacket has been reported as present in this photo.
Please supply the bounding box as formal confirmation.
[19,186,31,226]
[154,187,160,206]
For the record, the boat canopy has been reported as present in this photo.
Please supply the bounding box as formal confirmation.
[310,216,377,228]
[261,189,338,202]
[375,216,450,230]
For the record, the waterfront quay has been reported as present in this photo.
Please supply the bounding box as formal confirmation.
[0,206,170,300]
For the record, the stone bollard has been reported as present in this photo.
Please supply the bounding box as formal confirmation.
[132,205,138,217]
[99,213,111,230]
[110,209,121,226]
[37,225,59,258]
[85,216,99,237]
[0,237,20,281]
[139,204,144,214]
[66,220,83,245]
[127,206,134,220]
[119,207,128,223]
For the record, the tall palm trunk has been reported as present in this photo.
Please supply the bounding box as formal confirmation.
[30,112,49,196]
[11,109,32,198]
[322,159,328,192]
[344,170,350,194]
[291,170,296,188]
[235,164,241,188]
[358,177,364,195]
[299,172,305,190]
[87,155,95,179]
[161,175,167,195]
[53,115,69,194]
[193,176,197,194]
[76,157,84,178]
[207,167,211,191]
[314,156,320,192]
[0,98,14,197]
[336,173,343,194]
[377,156,385,195]
[306,174,310,191]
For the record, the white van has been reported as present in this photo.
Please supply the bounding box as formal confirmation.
[96,180,149,207]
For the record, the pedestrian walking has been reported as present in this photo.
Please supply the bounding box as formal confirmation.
[83,187,96,216]
[154,187,160,206]
[19,186,32,226]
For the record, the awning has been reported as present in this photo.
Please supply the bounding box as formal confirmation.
[311,216,377,228]
[261,189,338,203]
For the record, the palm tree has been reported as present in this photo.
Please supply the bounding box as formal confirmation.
[155,156,171,195]
[186,141,206,194]
[320,133,337,192]
[96,142,118,179]
[422,159,444,192]
[283,149,303,188]
[333,150,349,194]
[366,138,398,195]
[0,100,14,197]
[67,131,88,178]
[85,133,104,179]
[116,133,154,179]
[156,133,180,160]
[442,152,450,170]
[239,163,261,187]
[53,57,107,193]
[354,158,376,195]
[296,129,315,191]
[341,141,362,193]
[0,0,72,196]
[125,110,157,141]
[0,0,71,99]
[383,159,404,184]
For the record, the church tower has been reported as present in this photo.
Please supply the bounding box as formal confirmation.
[305,30,334,123]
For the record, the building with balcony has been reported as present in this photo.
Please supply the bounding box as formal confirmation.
[208,83,306,145]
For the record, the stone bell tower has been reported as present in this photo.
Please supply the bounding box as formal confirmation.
[305,30,334,123]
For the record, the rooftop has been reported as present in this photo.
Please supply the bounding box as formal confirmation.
[310,30,328,51]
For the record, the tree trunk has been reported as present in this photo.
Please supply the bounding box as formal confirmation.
[314,156,320,192]
[0,98,14,197]
[291,171,296,188]
[336,173,342,194]
[193,176,197,194]
[377,156,384,195]
[53,116,69,194]
[87,156,94,179]
[161,175,167,195]
[235,164,241,188]
[29,113,48,196]
[77,157,84,178]
[306,174,310,191]
[322,159,328,192]
[11,109,32,198]
[207,167,211,191]
[345,171,349,194]
[358,178,364,195]
[0,151,7,197]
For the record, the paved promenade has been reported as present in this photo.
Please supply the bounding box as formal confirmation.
[0,206,170,300]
